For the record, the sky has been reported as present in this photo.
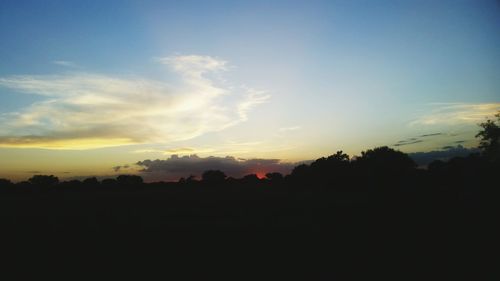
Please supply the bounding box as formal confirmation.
[0,0,499,181]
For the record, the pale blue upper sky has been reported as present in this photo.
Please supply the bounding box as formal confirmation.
[0,0,499,180]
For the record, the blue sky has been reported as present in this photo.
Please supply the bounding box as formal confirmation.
[0,0,499,180]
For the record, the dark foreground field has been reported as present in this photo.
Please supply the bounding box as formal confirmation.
[0,180,487,233]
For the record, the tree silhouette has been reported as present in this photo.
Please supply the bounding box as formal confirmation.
[265,172,284,182]
[83,177,99,185]
[356,146,416,173]
[327,150,350,162]
[476,111,500,161]
[290,164,311,181]
[101,178,117,185]
[241,174,260,184]
[0,178,13,191]
[186,175,197,183]
[116,175,144,185]
[428,160,446,172]
[202,170,227,184]
[178,175,197,184]
[308,151,349,169]
[292,151,350,187]
[28,175,59,186]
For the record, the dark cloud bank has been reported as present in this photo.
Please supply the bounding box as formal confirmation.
[408,145,479,166]
[136,155,299,182]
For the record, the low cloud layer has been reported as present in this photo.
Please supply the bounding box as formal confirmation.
[0,55,269,149]
[408,145,480,166]
[136,155,296,182]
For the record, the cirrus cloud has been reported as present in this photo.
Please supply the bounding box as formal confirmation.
[0,55,269,149]
[410,103,500,126]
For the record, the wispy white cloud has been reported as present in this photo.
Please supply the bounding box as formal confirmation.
[236,89,270,122]
[0,55,269,149]
[131,149,165,154]
[411,103,500,126]
[52,60,77,68]
[278,126,300,132]
[158,55,227,78]
[132,147,216,155]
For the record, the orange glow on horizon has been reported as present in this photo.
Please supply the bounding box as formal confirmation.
[255,172,266,179]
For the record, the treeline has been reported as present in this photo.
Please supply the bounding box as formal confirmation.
[0,145,497,198]
[0,144,496,239]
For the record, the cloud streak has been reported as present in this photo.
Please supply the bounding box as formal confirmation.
[52,60,77,68]
[393,133,444,147]
[0,55,269,149]
[419,133,442,137]
[393,139,423,147]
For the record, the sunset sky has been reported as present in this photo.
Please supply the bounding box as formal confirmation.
[1,0,499,181]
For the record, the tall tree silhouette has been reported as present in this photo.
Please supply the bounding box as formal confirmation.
[356,146,416,174]
[476,111,500,161]
[307,151,351,185]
